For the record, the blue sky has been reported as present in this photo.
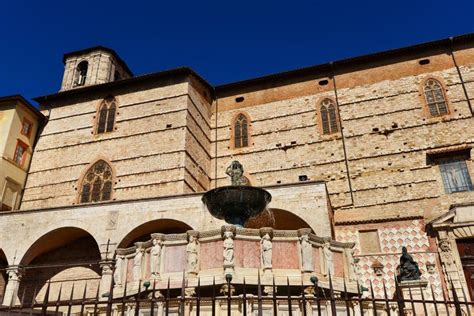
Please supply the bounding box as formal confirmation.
[1,0,473,102]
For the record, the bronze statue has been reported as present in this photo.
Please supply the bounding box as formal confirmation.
[226,161,244,186]
[398,246,421,281]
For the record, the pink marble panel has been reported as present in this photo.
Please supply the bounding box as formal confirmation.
[234,240,261,268]
[313,248,321,273]
[163,245,186,273]
[272,241,298,269]
[126,258,133,281]
[200,240,223,270]
[333,252,344,277]
[143,253,151,279]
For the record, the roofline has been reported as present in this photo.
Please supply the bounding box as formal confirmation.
[36,33,474,103]
[62,45,134,77]
[33,67,213,103]
[215,32,474,93]
[0,95,46,121]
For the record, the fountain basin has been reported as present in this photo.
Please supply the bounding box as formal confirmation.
[202,186,272,227]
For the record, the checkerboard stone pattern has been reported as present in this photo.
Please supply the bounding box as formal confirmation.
[336,220,444,299]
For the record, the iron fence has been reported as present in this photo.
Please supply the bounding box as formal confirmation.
[0,274,472,315]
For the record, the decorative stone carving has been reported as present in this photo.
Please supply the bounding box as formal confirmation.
[133,243,145,281]
[186,232,199,275]
[347,249,358,281]
[223,226,235,273]
[425,262,436,274]
[439,238,457,271]
[299,233,313,273]
[150,237,163,278]
[397,246,421,281]
[225,160,245,186]
[261,232,272,270]
[322,240,333,276]
[114,255,124,285]
[185,287,196,297]
[371,259,384,276]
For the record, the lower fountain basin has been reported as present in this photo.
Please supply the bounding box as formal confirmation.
[202,186,272,227]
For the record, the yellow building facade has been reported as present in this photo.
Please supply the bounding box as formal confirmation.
[0,95,45,212]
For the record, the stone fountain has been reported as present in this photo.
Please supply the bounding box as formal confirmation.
[202,161,272,227]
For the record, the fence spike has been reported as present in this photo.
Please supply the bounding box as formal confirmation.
[211,276,215,316]
[80,282,88,316]
[382,279,390,315]
[134,279,142,316]
[369,279,377,316]
[196,277,201,316]
[93,280,100,316]
[121,275,128,316]
[450,280,462,316]
[67,283,75,316]
[407,287,416,316]
[150,278,156,316]
[272,277,277,316]
[287,277,293,316]
[430,284,439,316]
[181,271,186,316]
[55,283,63,314]
[329,274,336,316]
[41,280,51,315]
[301,278,307,316]
[257,271,263,316]
[419,283,429,315]
[460,282,472,316]
[343,278,350,316]
[243,277,247,316]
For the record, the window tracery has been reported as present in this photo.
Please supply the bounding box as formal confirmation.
[80,160,113,203]
[96,96,117,134]
[320,98,339,135]
[423,79,449,116]
[233,113,249,148]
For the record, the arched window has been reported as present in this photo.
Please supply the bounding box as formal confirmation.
[233,113,249,148]
[423,79,449,116]
[320,98,339,135]
[114,70,121,81]
[80,160,113,203]
[75,61,88,86]
[96,96,117,134]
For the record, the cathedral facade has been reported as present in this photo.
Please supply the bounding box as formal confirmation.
[0,34,474,312]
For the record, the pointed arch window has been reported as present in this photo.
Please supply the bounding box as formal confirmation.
[96,96,117,134]
[233,113,249,148]
[320,98,339,135]
[75,61,88,86]
[423,79,449,116]
[80,160,113,203]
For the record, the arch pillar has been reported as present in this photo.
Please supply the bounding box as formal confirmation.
[2,265,24,306]
[98,259,115,300]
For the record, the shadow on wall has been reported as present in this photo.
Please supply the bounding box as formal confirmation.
[18,228,102,305]
[118,219,194,248]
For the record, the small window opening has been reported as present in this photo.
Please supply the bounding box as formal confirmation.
[166,124,172,128]
[299,175,308,181]
[419,59,430,65]
[319,79,329,86]
[114,70,121,81]
[75,61,88,86]
[235,96,245,103]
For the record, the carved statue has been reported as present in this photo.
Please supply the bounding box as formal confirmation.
[133,248,144,281]
[223,231,235,266]
[114,256,124,285]
[300,234,313,272]
[150,239,163,277]
[398,246,421,281]
[322,241,334,275]
[187,235,199,274]
[226,161,245,186]
[261,233,272,269]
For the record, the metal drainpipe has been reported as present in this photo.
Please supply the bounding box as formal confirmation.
[213,89,219,188]
[449,37,473,116]
[329,62,355,205]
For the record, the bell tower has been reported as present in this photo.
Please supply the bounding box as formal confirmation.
[60,46,133,91]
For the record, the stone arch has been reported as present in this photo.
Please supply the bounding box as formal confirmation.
[246,208,312,231]
[118,219,194,248]
[18,227,101,305]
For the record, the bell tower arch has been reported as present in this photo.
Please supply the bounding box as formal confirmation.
[60,46,133,91]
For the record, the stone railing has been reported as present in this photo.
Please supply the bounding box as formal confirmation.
[114,226,357,294]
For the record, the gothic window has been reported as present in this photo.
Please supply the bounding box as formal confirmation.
[75,61,88,86]
[320,98,339,135]
[233,113,249,149]
[13,141,28,166]
[80,160,113,203]
[96,97,117,134]
[423,79,449,116]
